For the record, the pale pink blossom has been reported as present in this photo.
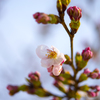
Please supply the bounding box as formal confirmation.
[47,65,62,76]
[36,45,66,76]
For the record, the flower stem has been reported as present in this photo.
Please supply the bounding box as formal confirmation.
[61,21,71,37]
[70,36,76,74]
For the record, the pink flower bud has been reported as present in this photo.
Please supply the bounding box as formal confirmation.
[34,71,40,78]
[89,72,98,79]
[93,68,99,73]
[95,92,99,96]
[67,6,82,21]
[7,85,19,95]
[95,86,100,91]
[52,97,60,100]
[33,12,40,19]
[87,91,96,97]
[83,68,91,75]
[33,12,50,24]
[82,47,93,61]
[97,73,100,79]
[28,72,39,81]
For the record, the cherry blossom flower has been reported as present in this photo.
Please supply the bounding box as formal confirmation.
[36,45,66,76]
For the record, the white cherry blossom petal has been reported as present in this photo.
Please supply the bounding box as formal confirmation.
[36,45,49,59]
[52,65,62,76]
[53,53,66,65]
[41,58,54,68]
[51,46,60,56]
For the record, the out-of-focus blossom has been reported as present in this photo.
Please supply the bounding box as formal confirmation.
[7,85,19,95]
[95,86,100,91]
[93,68,99,73]
[83,68,91,75]
[82,47,93,61]
[89,72,98,79]
[36,45,66,76]
[33,13,60,24]
[28,71,40,81]
[33,12,50,24]
[87,91,96,97]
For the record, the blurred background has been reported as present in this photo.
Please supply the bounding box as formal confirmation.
[0,0,100,100]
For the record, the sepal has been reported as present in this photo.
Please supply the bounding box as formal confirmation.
[75,52,87,70]
[79,73,88,82]
[79,85,90,92]
[64,54,71,65]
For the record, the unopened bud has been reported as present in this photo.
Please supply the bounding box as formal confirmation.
[28,72,39,81]
[61,0,71,6]
[95,92,99,96]
[83,68,91,75]
[67,6,82,21]
[33,12,50,24]
[87,91,96,97]
[89,72,98,79]
[95,86,100,91]
[53,81,66,93]
[7,85,19,95]
[57,0,63,13]
[82,47,93,61]
[93,68,99,73]
[97,73,100,79]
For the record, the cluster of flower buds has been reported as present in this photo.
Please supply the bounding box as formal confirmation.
[67,6,82,34]
[7,85,19,95]
[33,12,60,24]
[7,71,53,97]
[36,45,66,76]
[87,91,99,97]
[83,68,100,79]
[87,85,100,97]
[57,0,71,14]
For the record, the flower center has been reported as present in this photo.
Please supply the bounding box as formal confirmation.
[46,51,57,59]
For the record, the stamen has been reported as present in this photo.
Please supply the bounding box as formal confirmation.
[46,51,57,59]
